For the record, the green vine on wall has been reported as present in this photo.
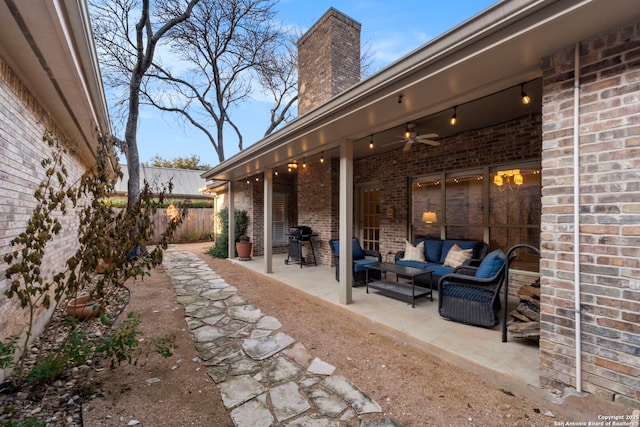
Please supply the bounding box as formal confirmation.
[2,131,188,387]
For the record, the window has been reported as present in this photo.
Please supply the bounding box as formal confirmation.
[489,165,541,271]
[411,163,540,272]
[273,192,288,244]
[444,170,484,241]
[411,176,442,239]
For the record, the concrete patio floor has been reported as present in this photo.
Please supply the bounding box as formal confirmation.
[227,253,542,404]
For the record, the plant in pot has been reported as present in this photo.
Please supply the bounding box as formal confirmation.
[236,235,252,260]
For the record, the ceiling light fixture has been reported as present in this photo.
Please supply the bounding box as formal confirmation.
[494,169,524,191]
[287,160,298,172]
[450,106,457,125]
[520,83,531,105]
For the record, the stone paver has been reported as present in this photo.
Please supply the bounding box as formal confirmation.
[162,249,399,426]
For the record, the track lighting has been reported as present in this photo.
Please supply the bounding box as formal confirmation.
[369,135,374,149]
[520,83,531,105]
[450,106,457,126]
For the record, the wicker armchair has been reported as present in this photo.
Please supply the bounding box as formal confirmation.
[328,237,382,286]
[437,249,513,328]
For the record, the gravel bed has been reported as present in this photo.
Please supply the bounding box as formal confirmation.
[0,285,130,426]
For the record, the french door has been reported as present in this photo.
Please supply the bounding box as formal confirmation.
[359,186,381,252]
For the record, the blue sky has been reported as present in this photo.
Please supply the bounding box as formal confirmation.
[124,0,496,167]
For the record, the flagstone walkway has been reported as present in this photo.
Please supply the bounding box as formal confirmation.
[163,249,401,427]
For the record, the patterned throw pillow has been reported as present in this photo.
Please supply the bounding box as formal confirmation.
[443,244,473,268]
[401,240,425,262]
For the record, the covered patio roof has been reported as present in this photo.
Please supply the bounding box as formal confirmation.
[202,0,638,182]
[0,0,110,165]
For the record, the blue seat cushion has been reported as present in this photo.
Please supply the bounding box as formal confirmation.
[353,258,379,273]
[440,240,479,264]
[475,249,506,278]
[395,260,454,278]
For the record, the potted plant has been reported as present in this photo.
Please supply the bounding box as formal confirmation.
[236,235,252,260]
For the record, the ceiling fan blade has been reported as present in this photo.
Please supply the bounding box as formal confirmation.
[415,138,440,147]
[382,139,405,147]
[402,141,412,152]
[416,133,439,139]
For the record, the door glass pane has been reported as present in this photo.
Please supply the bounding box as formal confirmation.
[362,188,380,251]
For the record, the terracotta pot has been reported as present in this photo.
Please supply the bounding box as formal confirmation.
[236,242,252,260]
[95,261,112,274]
[66,295,101,320]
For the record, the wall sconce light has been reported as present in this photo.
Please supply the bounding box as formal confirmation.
[494,169,523,191]
[422,211,437,224]
[520,83,531,105]
[302,159,306,168]
[369,135,374,149]
[450,106,457,126]
[274,168,278,176]
[320,152,324,163]
[287,160,298,172]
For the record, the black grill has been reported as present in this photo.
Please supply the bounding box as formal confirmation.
[289,226,313,241]
[285,226,316,267]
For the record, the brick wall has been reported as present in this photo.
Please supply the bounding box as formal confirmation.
[295,158,338,265]
[297,8,361,115]
[539,21,640,408]
[0,56,88,374]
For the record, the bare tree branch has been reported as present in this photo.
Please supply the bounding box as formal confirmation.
[91,0,201,205]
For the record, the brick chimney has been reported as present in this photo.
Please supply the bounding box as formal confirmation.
[297,8,361,116]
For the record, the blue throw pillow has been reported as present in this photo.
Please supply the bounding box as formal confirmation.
[418,238,443,263]
[475,249,506,278]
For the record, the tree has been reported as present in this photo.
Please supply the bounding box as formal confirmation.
[140,0,293,162]
[144,154,211,170]
[90,0,201,205]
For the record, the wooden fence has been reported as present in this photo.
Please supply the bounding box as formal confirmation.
[149,208,216,243]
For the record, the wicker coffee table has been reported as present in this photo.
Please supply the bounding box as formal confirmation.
[364,262,433,308]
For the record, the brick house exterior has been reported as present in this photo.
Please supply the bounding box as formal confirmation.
[0,58,87,344]
[203,1,640,411]
[0,2,110,381]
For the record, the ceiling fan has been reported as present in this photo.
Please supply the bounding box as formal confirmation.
[387,123,440,152]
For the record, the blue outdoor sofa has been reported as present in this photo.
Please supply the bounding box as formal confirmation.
[394,237,489,288]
